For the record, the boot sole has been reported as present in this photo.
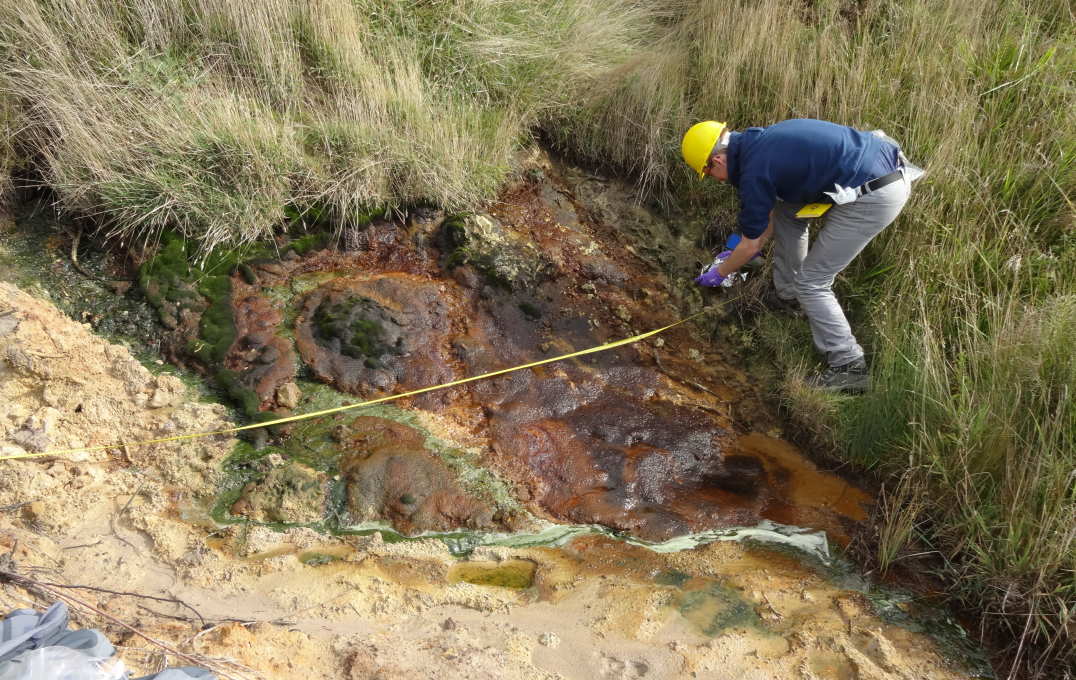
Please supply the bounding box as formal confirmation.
[812,377,870,394]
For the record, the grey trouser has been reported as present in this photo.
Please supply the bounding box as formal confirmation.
[771,174,911,367]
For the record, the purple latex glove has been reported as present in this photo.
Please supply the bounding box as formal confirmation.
[695,250,736,288]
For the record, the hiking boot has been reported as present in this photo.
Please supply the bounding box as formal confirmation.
[806,359,870,393]
[760,291,804,318]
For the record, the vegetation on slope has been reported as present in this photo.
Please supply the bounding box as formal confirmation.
[0,0,1072,675]
[0,0,654,249]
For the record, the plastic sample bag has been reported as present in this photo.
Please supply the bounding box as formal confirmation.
[0,646,127,680]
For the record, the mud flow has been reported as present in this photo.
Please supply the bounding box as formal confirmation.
[131,163,871,546]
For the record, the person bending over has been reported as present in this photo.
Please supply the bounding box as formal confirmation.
[683,118,921,393]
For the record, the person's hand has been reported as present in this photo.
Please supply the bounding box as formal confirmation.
[695,251,738,288]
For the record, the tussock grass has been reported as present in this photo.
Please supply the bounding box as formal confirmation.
[593,1,1072,674]
[863,293,1076,673]
[555,0,1073,673]
[0,90,13,200]
[0,0,652,250]
[1,0,1073,674]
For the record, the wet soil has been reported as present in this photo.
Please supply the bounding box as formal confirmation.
[127,158,872,543]
[0,156,992,678]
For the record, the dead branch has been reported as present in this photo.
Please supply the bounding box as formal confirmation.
[109,482,145,552]
[68,225,97,280]
[23,579,206,628]
[136,603,293,628]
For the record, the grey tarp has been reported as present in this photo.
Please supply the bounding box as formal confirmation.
[0,602,216,679]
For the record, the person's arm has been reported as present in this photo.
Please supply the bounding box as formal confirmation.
[716,213,772,276]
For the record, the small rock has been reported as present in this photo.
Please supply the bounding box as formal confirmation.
[146,372,183,408]
[242,332,270,348]
[41,384,64,408]
[0,314,19,337]
[155,374,185,394]
[257,262,287,276]
[538,632,560,648]
[614,305,632,323]
[11,409,59,452]
[451,266,481,290]
[687,349,703,362]
[442,618,457,631]
[148,388,172,408]
[0,444,27,459]
[71,462,101,481]
[107,281,132,296]
[276,382,302,409]
[20,501,46,523]
[250,429,269,451]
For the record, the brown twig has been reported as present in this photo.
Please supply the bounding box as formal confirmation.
[137,604,294,628]
[25,578,205,628]
[68,225,97,280]
[61,540,103,550]
[110,482,145,551]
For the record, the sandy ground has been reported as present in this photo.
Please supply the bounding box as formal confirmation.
[0,281,977,679]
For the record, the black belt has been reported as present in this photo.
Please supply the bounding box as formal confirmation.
[813,169,905,204]
[858,169,904,196]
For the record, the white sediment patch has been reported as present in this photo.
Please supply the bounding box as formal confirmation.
[339,518,831,563]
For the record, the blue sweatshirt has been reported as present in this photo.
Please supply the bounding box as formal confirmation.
[726,119,899,238]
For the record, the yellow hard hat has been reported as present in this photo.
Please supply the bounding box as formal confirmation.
[681,121,727,178]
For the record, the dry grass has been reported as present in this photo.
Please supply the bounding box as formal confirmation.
[1,0,1073,675]
[569,1,1072,675]
[0,0,653,250]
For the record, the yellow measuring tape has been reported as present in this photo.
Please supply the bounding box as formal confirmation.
[1,306,720,462]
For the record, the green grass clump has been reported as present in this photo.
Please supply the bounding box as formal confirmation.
[215,369,261,420]
[139,232,278,419]
[0,90,16,199]
[139,231,242,364]
[286,232,328,256]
